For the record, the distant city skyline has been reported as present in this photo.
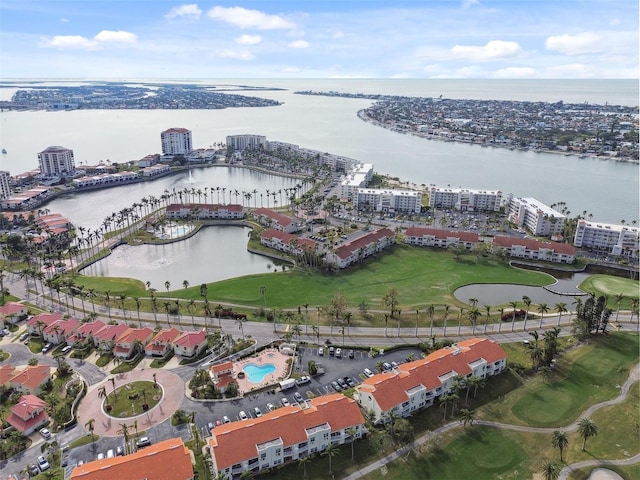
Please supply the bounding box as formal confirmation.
[1,0,637,79]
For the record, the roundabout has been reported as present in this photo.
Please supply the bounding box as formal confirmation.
[78,368,184,437]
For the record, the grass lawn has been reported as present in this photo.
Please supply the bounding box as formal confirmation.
[480,333,639,427]
[578,274,639,308]
[69,434,100,448]
[105,380,161,418]
[71,244,552,311]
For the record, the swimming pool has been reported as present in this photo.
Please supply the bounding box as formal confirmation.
[243,363,276,383]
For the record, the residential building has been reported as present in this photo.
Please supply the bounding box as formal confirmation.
[145,327,182,357]
[67,320,106,347]
[137,153,161,168]
[491,236,576,264]
[326,228,396,269]
[209,394,366,479]
[573,220,639,259]
[0,170,11,200]
[506,195,565,237]
[6,394,49,435]
[404,227,479,249]
[92,323,129,351]
[226,134,267,151]
[260,229,317,256]
[173,329,208,358]
[9,365,51,395]
[354,188,422,214]
[0,186,52,210]
[38,146,76,177]
[43,317,80,345]
[166,203,245,220]
[253,208,303,233]
[161,128,193,156]
[113,327,154,359]
[0,301,28,326]
[141,163,171,177]
[70,437,194,480]
[356,338,506,425]
[72,171,139,189]
[340,163,375,199]
[428,186,502,212]
[26,312,63,336]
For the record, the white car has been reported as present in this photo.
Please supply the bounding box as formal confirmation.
[39,428,51,440]
[37,456,50,472]
[239,411,248,420]
[281,397,290,407]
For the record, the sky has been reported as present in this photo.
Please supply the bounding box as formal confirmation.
[0,0,637,79]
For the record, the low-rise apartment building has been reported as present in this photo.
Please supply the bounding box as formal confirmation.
[428,186,502,212]
[253,208,303,233]
[260,228,317,256]
[326,228,395,269]
[506,195,565,237]
[491,236,576,263]
[209,394,365,479]
[573,220,639,259]
[356,338,506,425]
[166,203,245,220]
[405,227,479,249]
[354,187,421,214]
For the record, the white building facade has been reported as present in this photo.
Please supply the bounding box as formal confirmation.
[38,146,75,177]
[574,220,639,259]
[428,186,502,212]
[161,128,193,155]
[354,188,421,214]
[506,195,566,237]
[226,134,267,151]
[0,171,11,200]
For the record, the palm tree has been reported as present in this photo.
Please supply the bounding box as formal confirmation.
[322,442,340,475]
[538,303,549,328]
[443,304,450,336]
[578,418,598,451]
[459,408,475,428]
[346,426,357,461]
[554,302,567,327]
[613,293,625,324]
[299,454,312,479]
[84,418,96,442]
[522,296,532,331]
[541,459,561,480]
[509,300,518,332]
[551,430,568,462]
[164,280,171,294]
[483,305,491,334]
[427,304,435,336]
[117,423,131,453]
[97,385,109,409]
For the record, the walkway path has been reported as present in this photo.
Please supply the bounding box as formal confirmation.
[342,362,640,480]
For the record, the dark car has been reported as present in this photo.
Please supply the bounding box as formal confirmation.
[348,350,355,359]
[293,392,304,404]
[337,378,348,389]
[331,381,342,392]
[344,376,356,388]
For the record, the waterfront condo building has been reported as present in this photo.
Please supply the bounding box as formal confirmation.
[0,171,10,200]
[354,187,422,214]
[38,146,75,177]
[356,338,506,425]
[161,128,193,156]
[428,186,502,212]
[209,394,366,479]
[340,163,375,199]
[226,134,267,151]
[506,195,565,237]
[573,220,639,259]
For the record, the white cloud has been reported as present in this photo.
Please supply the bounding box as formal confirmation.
[217,49,255,60]
[41,30,137,50]
[288,40,309,49]
[94,30,138,44]
[165,4,203,20]
[462,0,480,8]
[545,32,602,55]
[40,35,97,50]
[207,6,295,30]
[451,40,523,61]
[235,34,262,45]
[60,18,70,23]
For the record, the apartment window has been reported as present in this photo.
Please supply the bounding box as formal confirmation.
[260,453,266,461]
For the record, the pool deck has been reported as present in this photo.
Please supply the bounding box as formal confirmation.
[227,347,292,395]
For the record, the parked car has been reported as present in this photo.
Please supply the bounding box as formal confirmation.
[266,402,276,412]
[239,411,248,420]
[293,392,304,403]
[207,422,215,431]
[363,368,374,378]
[348,350,355,359]
[116,445,124,456]
[136,437,151,448]
[337,378,348,389]
[295,375,311,386]
[331,381,342,392]
[2,328,9,336]
[344,377,356,388]
[328,346,335,356]
[41,342,53,354]
[318,347,324,356]
[61,455,69,467]
[222,415,230,424]
[253,407,262,418]
[335,348,342,358]
[39,428,51,440]
[29,464,39,476]
[281,397,290,407]
[97,453,104,460]
[106,449,114,458]
[382,362,392,371]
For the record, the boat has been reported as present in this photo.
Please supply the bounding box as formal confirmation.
[1,149,6,154]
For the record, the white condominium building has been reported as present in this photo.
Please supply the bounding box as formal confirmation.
[428,186,502,212]
[161,128,193,155]
[226,134,267,151]
[506,195,565,237]
[38,146,76,177]
[354,188,422,214]
[0,171,11,200]
[340,163,374,199]
[574,220,639,258]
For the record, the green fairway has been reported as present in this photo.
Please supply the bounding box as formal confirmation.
[483,333,639,427]
[578,274,639,308]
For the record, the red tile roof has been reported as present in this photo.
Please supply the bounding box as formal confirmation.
[261,228,316,250]
[116,327,154,345]
[68,320,107,343]
[27,312,63,328]
[70,437,194,480]
[7,395,48,433]
[253,208,295,227]
[174,329,207,348]
[0,364,15,385]
[333,228,395,260]
[10,365,51,391]
[358,338,506,412]
[405,227,479,243]
[0,301,26,315]
[44,317,80,336]
[210,394,364,470]
[93,324,129,342]
[493,236,576,255]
